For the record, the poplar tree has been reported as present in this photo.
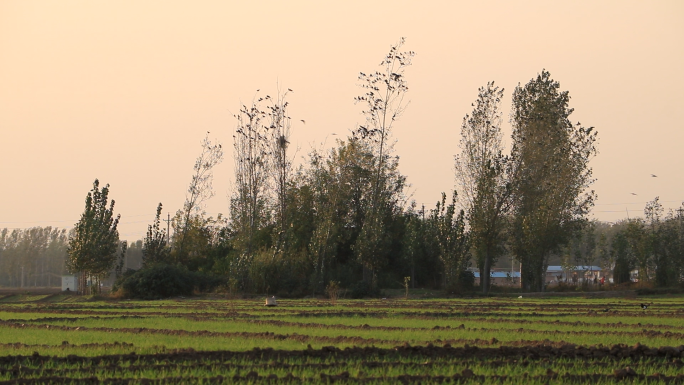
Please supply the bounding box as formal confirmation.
[142,203,169,267]
[454,82,510,294]
[66,179,121,294]
[509,70,598,292]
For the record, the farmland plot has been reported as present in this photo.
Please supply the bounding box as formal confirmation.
[0,295,683,383]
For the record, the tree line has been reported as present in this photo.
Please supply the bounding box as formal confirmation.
[0,227,68,288]
[4,40,682,296]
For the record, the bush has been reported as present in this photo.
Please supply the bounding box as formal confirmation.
[636,287,684,296]
[116,264,223,299]
[349,280,381,299]
[458,270,475,290]
[249,249,312,297]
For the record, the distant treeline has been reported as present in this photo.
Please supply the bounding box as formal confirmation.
[0,228,143,288]
[0,227,67,288]
[4,197,683,293]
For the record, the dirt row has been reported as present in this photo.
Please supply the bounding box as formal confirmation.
[288,309,684,319]
[6,314,684,344]
[13,308,684,334]
[1,343,683,366]
[4,304,684,321]
[7,298,680,312]
[2,356,683,379]
[2,372,684,384]
[195,316,684,334]
[0,342,134,350]
[0,319,403,346]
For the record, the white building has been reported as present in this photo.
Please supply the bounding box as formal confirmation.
[61,275,78,292]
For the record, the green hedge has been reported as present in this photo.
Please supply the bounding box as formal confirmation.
[116,264,223,299]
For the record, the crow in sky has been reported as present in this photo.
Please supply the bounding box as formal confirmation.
[651,174,657,177]
[631,193,637,196]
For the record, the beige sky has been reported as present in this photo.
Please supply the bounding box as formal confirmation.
[1,1,683,241]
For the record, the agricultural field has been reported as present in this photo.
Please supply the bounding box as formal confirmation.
[0,293,683,383]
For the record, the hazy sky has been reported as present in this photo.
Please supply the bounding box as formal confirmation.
[2,1,683,241]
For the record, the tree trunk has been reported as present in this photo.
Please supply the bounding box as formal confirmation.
[363,266,372,285]
[482,250,491,294]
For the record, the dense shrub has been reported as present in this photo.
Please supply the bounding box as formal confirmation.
[116,264,223,299]
[636,287,684,296]
[444,270,475,294]
[458,270,475,290]
[349,280,381,299]
[249,249,312,296]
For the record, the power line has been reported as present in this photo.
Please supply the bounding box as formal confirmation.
[594,199,684,206]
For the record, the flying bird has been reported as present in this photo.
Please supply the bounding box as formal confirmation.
[300,120,306,124]
[631,193,637,196]
[651,174,657,177]
[288,88,293,92]
[331,133,337,136]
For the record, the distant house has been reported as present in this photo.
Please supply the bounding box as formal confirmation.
[546,266,602,284]
[474,271,521,287]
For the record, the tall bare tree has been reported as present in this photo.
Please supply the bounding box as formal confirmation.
[175,134,223,263]
[353,38,414,286]
[266,89,294,253]
[230,96,270,279]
